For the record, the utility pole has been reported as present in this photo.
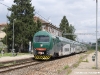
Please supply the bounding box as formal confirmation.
[95,0,98,69]
[12,19,16,56]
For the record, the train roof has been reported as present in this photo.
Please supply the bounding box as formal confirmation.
[34,31,51,36]
[34,31,86,46]
[57,36,73,43]
[51,34,82,45]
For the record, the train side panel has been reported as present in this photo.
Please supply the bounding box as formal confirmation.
[33,31,87,60]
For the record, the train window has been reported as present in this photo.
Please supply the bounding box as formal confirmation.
[34,35,49,42]
[64,48,69,51]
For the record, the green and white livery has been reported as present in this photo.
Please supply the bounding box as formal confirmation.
[33,31,87,60]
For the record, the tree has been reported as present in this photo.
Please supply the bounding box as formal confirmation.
[97,38,100,51]
[36,19,42,32]
[69,24,76,40]
[59,16,76,40]
[59,16,70,38]
[2,0,38,52]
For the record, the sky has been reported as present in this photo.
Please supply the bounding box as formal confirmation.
[0,0,100,43]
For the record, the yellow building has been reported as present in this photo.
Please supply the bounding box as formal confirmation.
[0,23,6,40]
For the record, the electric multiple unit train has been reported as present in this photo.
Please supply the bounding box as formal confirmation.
[33,31,87,60]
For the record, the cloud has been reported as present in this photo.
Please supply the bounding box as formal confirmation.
[0,0,100,42]
[0,0,13,23]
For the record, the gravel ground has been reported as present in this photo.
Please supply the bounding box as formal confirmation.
[0,53,88,75]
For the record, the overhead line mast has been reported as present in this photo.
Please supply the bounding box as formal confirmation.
[95,0,98,69]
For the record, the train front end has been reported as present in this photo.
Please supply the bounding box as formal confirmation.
[33,31,53,60]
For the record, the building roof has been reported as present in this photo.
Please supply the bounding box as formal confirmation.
[0,23,7,26]
[34,16,62,32]
[34,16,48,24]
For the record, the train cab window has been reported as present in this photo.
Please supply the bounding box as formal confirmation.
[34,35,49,42]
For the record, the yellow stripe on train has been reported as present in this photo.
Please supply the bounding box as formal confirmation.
[34,55,51,60]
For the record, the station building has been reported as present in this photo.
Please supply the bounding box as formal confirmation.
[34,16,62,37]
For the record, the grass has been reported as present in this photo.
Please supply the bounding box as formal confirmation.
[92,66,97,69]
[58,65,71,75]
[0,61,17,67]
[0,53,30,57]
[63,56,84,75]
[4,63,13,66]
[85,49,95,54]
[0,52,31,67]
[0,63,4,67]
[66,69,72,75]
[73,56,83,68]
[64,65,69,70]
[4,61,16,66]
[13,61,16,65]
[57,70,61,73]
[82,58,89,62]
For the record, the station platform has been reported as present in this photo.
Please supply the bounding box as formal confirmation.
[69,51,100,75]
[0,54,34,63]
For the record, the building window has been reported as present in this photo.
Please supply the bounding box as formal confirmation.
[42,25,45,30]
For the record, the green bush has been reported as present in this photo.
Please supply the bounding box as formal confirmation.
[0,48,2,52]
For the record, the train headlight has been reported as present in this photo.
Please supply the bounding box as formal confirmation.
[40,44,43,47]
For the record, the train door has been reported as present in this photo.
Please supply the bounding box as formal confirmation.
[62,44,70,55]
[77,46,80,53]
[58,42,63,56]
[70,44,74,54]
[73,45,75,53]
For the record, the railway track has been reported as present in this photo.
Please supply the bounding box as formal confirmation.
[0,52,88,75]
[0,54,74,74]
[0,60,43,73]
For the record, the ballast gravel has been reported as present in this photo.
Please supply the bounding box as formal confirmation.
[0,53,87,75]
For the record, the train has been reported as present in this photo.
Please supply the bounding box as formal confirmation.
[33,30,87,60]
